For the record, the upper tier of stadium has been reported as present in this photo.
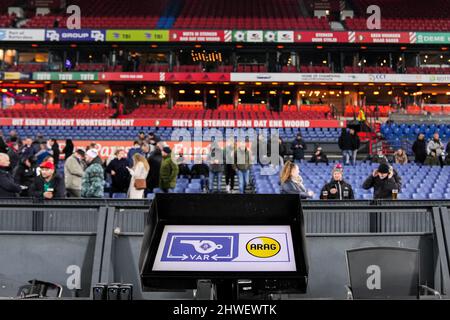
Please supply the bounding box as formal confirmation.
[0,0,449,31]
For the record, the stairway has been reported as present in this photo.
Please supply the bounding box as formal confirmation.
[156,0,183,29]
[208,173,255,194]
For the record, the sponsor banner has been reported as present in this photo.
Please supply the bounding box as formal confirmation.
[59,141,230,160]
[0,118,345,129]
[2,28,449,44]
[165,72,231,82]
[45,29,105,42]
[295,31,348,43]
[59,140,134,160]
[416,32,450,44]
[153,225,296,272]
[2,118,136,127]
[170,30,225,42]
[0,72,31,80]
[233,30,263,42]
[231,72,359,83]
[263,31,294,43]
[105,30,169,42]
[230,72,450,84]
[0,29,45,41]
[233,30,294,43]
[98,72,161,81]
[351,32,410,44]
[33,72,98,81]
[27,72,450,84]
[170,119,346,128]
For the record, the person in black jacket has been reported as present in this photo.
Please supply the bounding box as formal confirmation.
[147,142,163,192]
[7,141,20,171]
[362,163,401,200]
[349,129,360,165]
[190,152,210,191]
[291,133,307,161]
[62,139,74,161]
[338,128,353,165]
[29,161,65,199]
[176,153,191,177]
[446,142,450,165]
[412,133,427,164]
[320,164,354,200]
[309,146,329,165]
[105,149,130,194]
[0,153,22,198]
[147,132,161,146]
[278,137,288,164]
[0,133,8,154]
[190,153,210,178]
[20,138,35,162]
[49,139,60,169]
[13,156,37,197]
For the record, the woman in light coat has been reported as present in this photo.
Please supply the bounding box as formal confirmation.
[127,153,150,199]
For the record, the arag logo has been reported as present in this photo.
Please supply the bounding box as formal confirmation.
[246,237,280,258]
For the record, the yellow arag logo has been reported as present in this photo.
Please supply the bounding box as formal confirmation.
[246,237,281,258]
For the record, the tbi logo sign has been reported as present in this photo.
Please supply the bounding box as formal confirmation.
[161,233,239,262]
[246,237,281,258]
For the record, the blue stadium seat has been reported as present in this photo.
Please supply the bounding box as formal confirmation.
[112,193,127,199]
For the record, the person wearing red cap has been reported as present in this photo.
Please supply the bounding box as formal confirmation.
[319,164,354,200]
[29,160,65,199]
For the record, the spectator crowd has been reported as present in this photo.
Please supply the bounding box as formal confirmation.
[0,127,449,200]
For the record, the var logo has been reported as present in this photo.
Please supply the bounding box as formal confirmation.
[366,265,381,290]
[161,233,239,262]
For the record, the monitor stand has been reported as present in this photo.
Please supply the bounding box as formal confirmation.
[194,279,274,300]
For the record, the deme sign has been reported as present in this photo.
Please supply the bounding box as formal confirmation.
[152,225,296,272]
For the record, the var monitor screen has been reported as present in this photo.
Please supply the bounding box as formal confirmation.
[152,225,297,272]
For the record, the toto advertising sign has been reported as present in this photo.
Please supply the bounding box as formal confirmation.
[45,29,105,42]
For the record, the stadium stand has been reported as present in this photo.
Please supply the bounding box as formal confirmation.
[406,67,450,74]
[118,104,333,120]
[252,162,450,200]
[172,0,330,30]
[343,66,395,74]
[381,123,450,153]
[299,65,331,73]
[73,63,106,72]
[346,0,450,31]
[0,103,114,118]
[17,0,331,30]
[345,105,393,117]
[0,14,13,27]
[6,63,43,72]
[22,0,167,28]
[0,126,341,143]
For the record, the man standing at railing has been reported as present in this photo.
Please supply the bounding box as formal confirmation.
[29,161,65,200]
[0,153,24,198]
[426,132,445,168]
[412,133,427,164]
[338,128,353,166]
[362,163,401,200]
